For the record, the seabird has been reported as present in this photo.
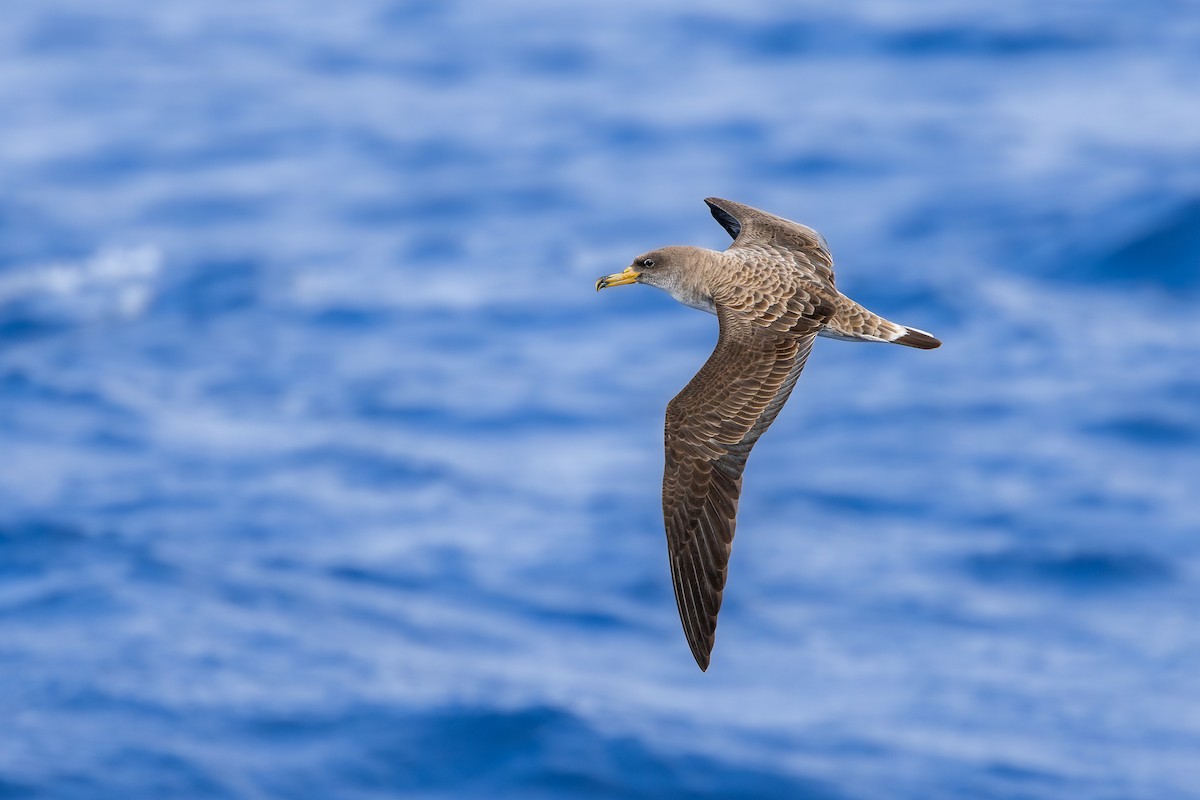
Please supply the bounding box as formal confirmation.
[596,197,940,671]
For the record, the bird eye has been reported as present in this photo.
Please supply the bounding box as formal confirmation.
[642,258,655,268]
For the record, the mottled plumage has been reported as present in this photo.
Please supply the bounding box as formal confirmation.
[596,197,940,670]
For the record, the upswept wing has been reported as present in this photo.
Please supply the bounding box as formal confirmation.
[705,197,837,289]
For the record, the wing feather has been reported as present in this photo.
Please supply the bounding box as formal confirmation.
[663,296,828,670]
[705,197,837,289]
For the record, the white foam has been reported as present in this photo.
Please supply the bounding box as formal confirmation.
[0,245,162,320]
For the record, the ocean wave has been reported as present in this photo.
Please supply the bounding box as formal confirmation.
[963,547,1174,591]
[0,245,161,325]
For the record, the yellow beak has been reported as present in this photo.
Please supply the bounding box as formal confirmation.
[595,267,640,291]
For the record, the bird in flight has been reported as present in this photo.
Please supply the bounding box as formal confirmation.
[595,197,940,671]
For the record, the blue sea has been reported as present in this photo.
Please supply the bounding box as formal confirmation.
[2,2,1199,798]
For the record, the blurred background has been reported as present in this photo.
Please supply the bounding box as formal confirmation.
[2,1,1198,798]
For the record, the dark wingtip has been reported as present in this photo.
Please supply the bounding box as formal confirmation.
[688,637,713,671]
[895,329,941,350]
[704,198,741,240]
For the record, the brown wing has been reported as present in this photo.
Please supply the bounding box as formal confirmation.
[705,197,836,289]
[663,298,828,670]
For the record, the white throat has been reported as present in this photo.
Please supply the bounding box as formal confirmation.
[669,287,717,314]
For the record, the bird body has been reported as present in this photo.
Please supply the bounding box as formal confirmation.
[595,198,940,670]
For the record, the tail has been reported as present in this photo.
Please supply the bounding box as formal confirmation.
[891,326,941,349]
[819,295,941,349]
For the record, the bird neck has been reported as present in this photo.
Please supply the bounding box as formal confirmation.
[663,247,721,315]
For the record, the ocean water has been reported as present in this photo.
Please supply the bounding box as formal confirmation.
[2,2,1199,798]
